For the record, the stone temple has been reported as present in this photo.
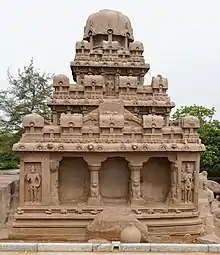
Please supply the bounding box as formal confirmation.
[11,9,205,242]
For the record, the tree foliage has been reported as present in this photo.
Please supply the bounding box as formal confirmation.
[0,59,53,131]
[172,105,220,176]
[172,105,215,125]
[0,131,20,169]
[0,60,53,169]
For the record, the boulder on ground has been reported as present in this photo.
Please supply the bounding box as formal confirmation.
[86,207,148,242]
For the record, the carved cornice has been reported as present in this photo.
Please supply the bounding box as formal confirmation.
[49,98,175,107]
[13,142,206,153]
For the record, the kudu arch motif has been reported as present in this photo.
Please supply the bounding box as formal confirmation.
[11,9,205,242]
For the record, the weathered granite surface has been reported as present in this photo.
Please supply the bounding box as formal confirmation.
[0,172,19,239]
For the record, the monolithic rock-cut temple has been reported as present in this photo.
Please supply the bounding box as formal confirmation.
[11,9,205,242]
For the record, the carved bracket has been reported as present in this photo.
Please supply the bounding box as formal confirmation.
[50,160,60,173]
[83,154,107,168]
[126,155,149,167]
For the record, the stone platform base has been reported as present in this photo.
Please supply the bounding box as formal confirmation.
[10,216,203,243]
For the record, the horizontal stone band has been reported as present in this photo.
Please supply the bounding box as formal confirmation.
[0,242,220,252]
[13,142,205,152]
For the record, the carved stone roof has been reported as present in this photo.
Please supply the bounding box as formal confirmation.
[13,10,205,154]
[83,9,134,41]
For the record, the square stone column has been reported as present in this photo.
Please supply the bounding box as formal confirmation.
[87,165,101,206]
[168,161,181,205]
[50,160,60,205]
[128,163,145,205]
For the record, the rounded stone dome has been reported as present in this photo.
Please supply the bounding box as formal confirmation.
[83,9,134,41]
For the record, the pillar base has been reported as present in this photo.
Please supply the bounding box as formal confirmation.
[131,198,145,206]
[87,197,102,206]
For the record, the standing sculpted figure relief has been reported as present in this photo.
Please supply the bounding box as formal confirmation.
[25,165,42,203]
[90,182,100,199]
[131,177,141,200]
[181,163,193,203]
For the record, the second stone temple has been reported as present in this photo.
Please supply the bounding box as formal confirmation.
[11,9,205,242]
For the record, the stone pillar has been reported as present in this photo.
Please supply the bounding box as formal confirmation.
[165,113,170,126]
[41,153,50,205]
[87,165,101,206]
[169,162,181,205]
[19,157,25,205]
[50,160,60,205]
[52,111,58,125]
[129,163,144,205]
[194,157,200,209]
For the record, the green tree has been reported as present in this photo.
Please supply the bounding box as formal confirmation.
[172,105,215,125]
[0,59,53,131]
[172,105,220,176]
[0,131,20,169]
[0,60,53,169]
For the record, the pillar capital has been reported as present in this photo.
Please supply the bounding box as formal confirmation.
[50,160,60,173]
[83,155,107,167]
[128,163,143,171]
[126,155,149,168]
[88,165,101,171]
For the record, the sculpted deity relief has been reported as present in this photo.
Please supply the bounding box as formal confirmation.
[129,165,142,201]
[25,164,42,203]
[90,182,100,199]
[131,175,141,200]
[181,162,194,203]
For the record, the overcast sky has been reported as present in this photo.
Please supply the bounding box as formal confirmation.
[0,0,220,118]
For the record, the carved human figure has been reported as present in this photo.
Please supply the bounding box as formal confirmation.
[181,163,193,203]
[90,182,100,198]
[198,171,215,234]
[199,171,215,213]
[132,179,141,199]
[25,165,41,203]
[159,84,163,94]
[105,81,115,96]
[130,167,142,200]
